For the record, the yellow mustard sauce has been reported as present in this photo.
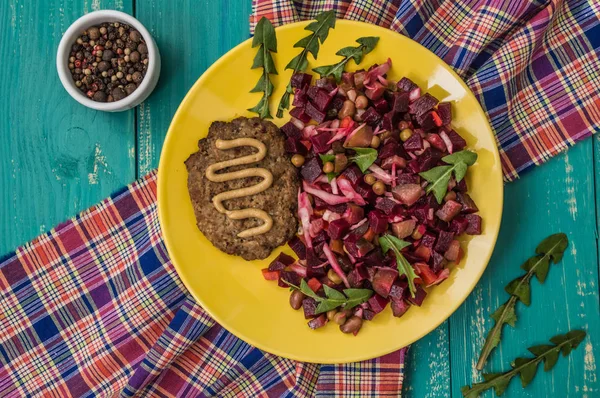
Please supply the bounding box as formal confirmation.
[205,138,274,238]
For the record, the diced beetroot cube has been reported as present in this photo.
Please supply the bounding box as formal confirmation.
[446,129,467,152]
[372,268,399,298]
[409,93,438,116]
[288,236,307,260]
[342,203,365,225]
[284,137,308,155]
[416,147,443,172]
[426,133,447,152]
[306,248,322,267]
[309,131,332,154]
[363,309,376,321]
[391,300,411,317]
[316,77,336,91]
[396,173,419,184]
[347,269,365,288]
[392,220,416,239]
[331,95,345,111]
[431,251,447,273]
[379,140,399,160]
[368,294,389,314]
[313,229,327,244]
[302,297,318,319]
[374,96,389,113]
[457,193,479,214]
[455,178,468,192]
[268,252,295,271]
[381,110,396,132]
[403,133,423,151]
[279,271,301,288]
[313,89,333,111]
[436,200,462,222]
[362,107,382,125]
[406,286,427,306]
[307,262,326,278]
[356,263,372,280]
[420,232,437,248]
[356,238,375,257]
[437,102,452,125]
[281,122,302,139]
[289,106,311,123]
[397,77,417,93]
[307,314,328,329]
[354,181,377,203]
[393,92,410,113]
[305,101,326,123]
[465,214,482,235]
[362,249,384,267]
[450,216,469,235]
[343,239,359,258]
[368,210,388,234]
[365,82,386,101]
[292,88,308,108]
[262,268,280,281]
[307,85,319,100]
[328,218,350,240]
[340,164,362,186]
[388,281,407,301]
[435,231,455,253]
[375,197,399,215]
[392,184,423,206]
[300,156,322,183]
[381,154,406,170]
[291,73,312,89]
[418,111,438,132]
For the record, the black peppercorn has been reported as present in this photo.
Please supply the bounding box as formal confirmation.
[112,87,126,101]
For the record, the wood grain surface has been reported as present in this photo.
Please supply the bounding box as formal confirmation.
[0,1,597,396]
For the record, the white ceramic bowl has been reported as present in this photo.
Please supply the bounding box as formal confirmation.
[56,10,161,112]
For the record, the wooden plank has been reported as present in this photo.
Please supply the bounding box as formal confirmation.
[403,322,451,398]
[0,0,135,255]
[450,141,600,397]
[135,0,253,176]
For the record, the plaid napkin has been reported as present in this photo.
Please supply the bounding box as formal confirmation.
[251,0,600,181]
[0,172,407,397]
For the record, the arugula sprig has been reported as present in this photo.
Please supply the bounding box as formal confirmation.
[348,147,377,172]
[248,17,278,119]
[379,234,418,298]
[276,10,336,118]
[476,233,569,370]
[463,330,586,397]
[290,279,373,314]
[419,150,477,204]
[313,36,379,82]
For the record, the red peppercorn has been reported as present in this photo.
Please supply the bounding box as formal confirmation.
[86,90,94,97]
[92,50,97,56]
[74,60,82,68]
[91,83,99,91]
[116,48,123,55]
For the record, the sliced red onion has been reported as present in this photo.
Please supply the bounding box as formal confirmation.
[347,89,357,102]
[409,87,421,102]
[302,181,352,205]
[323,209,342,222]
[428,268,450,287]
[337,178,367,205]
[389,215,404,223]
[323,242,350,288]
[303,125,318,139]
[290,117,305,130]
[368,164,395,185]
[377,75,389,86]
[330,119,340,130]
[289,261,307,277]
[348,218,368,232]
[391,163,397,187]
[439,130,454,154]
[298,191,313,248]
[428,208,434,221]
[330,177,339,195]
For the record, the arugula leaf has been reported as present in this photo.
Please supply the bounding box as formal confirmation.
[419,150,478,203]
[291,280,373,314]
[463,330,586,397]
[313,36,379,82]
[379,234,418,298]
[348,147,378,173]
[248,17,278,119]
[276,10,336,118]
[476,233,569,370]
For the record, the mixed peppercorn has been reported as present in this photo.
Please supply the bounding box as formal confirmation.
[68,22,149,102]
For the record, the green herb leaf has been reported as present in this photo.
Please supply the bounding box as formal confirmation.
[291,279,373,314]
[476,233,569,370]
[312,36,379,82]
[419,150,478,203]
[379,234,418,297]
[348,147,378,173]
[248,17,278,119]
[276,10,336,118]
[463,330,586,397]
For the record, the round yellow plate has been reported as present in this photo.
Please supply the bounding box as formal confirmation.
[158,20,503,363]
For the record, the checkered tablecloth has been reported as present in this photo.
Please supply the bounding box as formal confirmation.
[251,0,600,181]
[0,172,407,397]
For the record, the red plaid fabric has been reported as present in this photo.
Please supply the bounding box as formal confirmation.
[251,0,600,181]
[0,172,407,397]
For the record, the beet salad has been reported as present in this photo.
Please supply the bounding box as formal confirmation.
[262,58,483,335]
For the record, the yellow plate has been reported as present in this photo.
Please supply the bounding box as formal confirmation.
[158,20,503,363]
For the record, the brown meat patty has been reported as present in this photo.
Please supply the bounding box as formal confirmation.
[185,117,299,260]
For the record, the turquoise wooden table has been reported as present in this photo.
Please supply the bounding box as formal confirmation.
[0,1,598,397]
